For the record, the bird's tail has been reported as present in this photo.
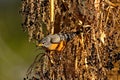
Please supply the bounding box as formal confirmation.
[59,29,83,42]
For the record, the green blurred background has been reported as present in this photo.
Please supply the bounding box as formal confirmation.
[0,0,37,80]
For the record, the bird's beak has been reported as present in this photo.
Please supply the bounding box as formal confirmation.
[38,43,43,47]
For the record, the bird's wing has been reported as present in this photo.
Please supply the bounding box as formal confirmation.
[50,34,61,43]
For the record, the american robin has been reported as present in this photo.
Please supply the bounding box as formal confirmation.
[38,30,82,51]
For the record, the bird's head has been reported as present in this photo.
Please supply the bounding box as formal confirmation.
[38,35,51,48]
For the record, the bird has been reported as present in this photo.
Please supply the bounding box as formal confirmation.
[38,30,82,51]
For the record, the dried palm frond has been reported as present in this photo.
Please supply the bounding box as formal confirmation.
[21,0,120,80]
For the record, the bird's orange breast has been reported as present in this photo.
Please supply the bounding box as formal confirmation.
[48,41,66,51]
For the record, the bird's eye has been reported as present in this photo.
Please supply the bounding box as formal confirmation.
[42,41,46,44]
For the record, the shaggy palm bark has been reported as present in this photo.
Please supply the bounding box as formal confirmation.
[21,0,120,80]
